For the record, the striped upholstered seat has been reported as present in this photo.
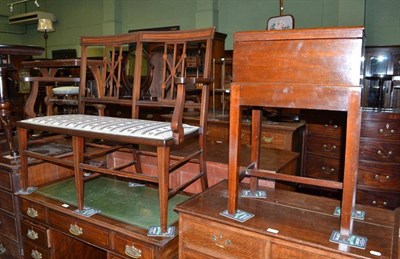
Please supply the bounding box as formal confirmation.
[20,114,199,141]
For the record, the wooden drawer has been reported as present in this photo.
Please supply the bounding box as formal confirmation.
[23,241,51,259]
[356,189,400,210]
[114,233,153,258]
[47,209,109,249]
[305,135,342,158]
[0,189,15,214]
[303,155,342,181]
[180,215,266,259]
[359,140,400,163]
[307,123,344,137]
[0,211,18,242]
[270,243,331,259]
[0,235,21,259]
[361,120,400,140]
[358,161,400,191]
[21,220,51,249]
[20,199,47,224]
[241,128,291,150]
[0,171,12,192]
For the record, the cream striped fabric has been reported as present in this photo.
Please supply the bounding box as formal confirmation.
[21,114,199,141]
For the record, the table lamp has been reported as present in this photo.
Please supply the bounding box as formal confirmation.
[37,18,54,59]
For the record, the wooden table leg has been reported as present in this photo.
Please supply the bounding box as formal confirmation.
[0,66,18,157]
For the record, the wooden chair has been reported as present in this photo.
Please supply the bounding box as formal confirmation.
[17,27,215,236]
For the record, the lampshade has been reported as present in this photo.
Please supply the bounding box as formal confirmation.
[37,18,54,32]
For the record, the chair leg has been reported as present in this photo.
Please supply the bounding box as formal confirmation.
[72,136,85,211]
[199,149,209,190]
[157,146,170,234]
[17,127,29,190]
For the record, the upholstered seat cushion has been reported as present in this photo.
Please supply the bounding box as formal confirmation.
[20,114,199,141]
[52,86,79,95]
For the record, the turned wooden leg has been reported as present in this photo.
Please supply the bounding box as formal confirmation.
[0,66,18,157]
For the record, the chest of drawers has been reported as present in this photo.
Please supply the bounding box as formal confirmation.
[0,163,22,259]
[357,108,400,209]
[301,108,400,209]
[301,110,346,197]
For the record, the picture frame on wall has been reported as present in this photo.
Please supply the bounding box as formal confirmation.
[267,14,294,30]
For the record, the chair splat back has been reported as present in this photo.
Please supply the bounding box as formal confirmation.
[78,32,138,115]
[132,28,215,143]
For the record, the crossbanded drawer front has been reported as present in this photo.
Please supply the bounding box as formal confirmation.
[0,235,20,259]
[0,189,15,214]
[307,123,344,137]
[181,216,266,259]
[358,162,400,191]
[304,155,342,181]
[305,135,342,158]
[47,210,109,248]
[20,199,47,224]
[359,140,400,163]
[0,211,18,242]
[361,120,400,140]
[114,233,153,258]
[21,220,50,248]
[0,171,12,191]
[356,189,400,210]
[23,241,51,259]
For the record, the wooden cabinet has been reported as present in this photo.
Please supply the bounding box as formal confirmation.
[176,181,399,259]
[0,164,22,259]
[357,108,400,209]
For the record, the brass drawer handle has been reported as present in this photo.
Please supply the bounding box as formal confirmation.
[379,124,395,136]
[377,150,392,158]
[125,244,142,258]
[321,166,335,175]
[27,207,38,218]
[27,229,39,240]
[69,224,83,236]
[262,136,274,143]
[322,144,336,152]
[372,200,388,207]
[0,243,6,255]
[31,249,42,259]
[212,234,232,249]
[324,124,338,129]
[374,174,391,183]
